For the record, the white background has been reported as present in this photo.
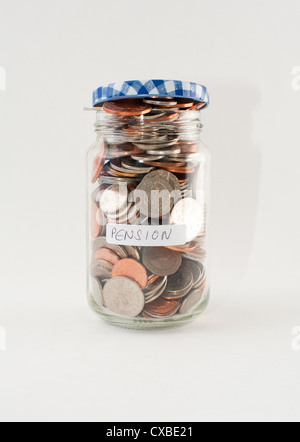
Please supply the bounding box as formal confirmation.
[0,0,300,422]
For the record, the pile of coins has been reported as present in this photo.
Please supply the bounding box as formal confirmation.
[89,97,208,320]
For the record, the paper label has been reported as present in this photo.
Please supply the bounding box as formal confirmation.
[106,224,187,247]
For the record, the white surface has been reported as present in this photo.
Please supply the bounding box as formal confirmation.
[0,0,300,422]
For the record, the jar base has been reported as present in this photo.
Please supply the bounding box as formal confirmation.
[87,291,210,331]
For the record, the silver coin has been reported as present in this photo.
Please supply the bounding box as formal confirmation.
[131,154,164,162]
[183,259,205,288]
[107,203,134,223]
[179,290,203,315]
[91,278,104,306]
[143,169,181,193]
[135,177,175,218]
[92,237,127,258]
[162,262,194,299]
[103,277,145,317]
[100,184,128,216]
[144,276,168,303]
[170,198,204,242]
[143,99,178,107]
[145,111,180,124]
[121,158,154,173]
[146,146,181,156]
[183,248,207,263]
[99,175,139,185]
[132,134,169,145]
[135,138,179,150]
[135,110,166,120]
[145,281,168,304]
[91,260,113,280]
[122,245,140,261]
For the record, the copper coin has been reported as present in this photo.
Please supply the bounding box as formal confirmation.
[106,142,143,158]
[142,311,153,319]
[144,111,179,124]
[165,241,198,253]
[107,167,140,178]
[91,203,102,238]
[103,99,153,117]
[112,258,148,290]
[177,142,198,154]
[142,247,182,277]
[188,101,207,111]
[175,98,195,109]
[145,297,180,317]
[94,248,120,266]
[166,164,195,174]
[91,141,107,183]
[144,161,186,169]
[147,274,160,285]
[144,161,195,174]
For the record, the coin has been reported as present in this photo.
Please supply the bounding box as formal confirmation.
[91,203,103,238]
[135,176,175,218]
[162,261,194,299]
[131,154,164,162]
[183,246,207,263]
[143,111,179,124]
[146,146,182,156]
[188,101,206,111]
[100,184,128,215]
[179,289,203,315]
[182,259,205,288]
[170,198,204,242]
[144,276,168,303]
[91,260,113,280]
[92,237,127,258]
[91,278,104,307]
[107,202,133,223]
[195,278,206,292]
[94,248,121,266]
[136,110,166,120]
[145,297,180,317]
[103,277,145,317]
[91,141,107,183]
[143,99,178,107]
[122,245,140,261]
[174,98,195,109]
[103,99,153,117]
[106,142,143,158]
[143,169,181,194]
[165,241,198,253]
[112,258,148,290]
[134,137,179,150]
[142,247,182,276]
[121,158,154,174]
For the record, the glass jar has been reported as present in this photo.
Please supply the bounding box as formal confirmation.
[86,80,210,330]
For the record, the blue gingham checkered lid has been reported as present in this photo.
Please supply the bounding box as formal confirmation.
[93,79,209,108]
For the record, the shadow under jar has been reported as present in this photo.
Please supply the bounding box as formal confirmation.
[87,80,211,330]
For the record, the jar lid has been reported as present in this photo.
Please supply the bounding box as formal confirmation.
[93,79,209,108]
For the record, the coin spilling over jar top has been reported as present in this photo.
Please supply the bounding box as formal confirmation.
[89,96,209,320]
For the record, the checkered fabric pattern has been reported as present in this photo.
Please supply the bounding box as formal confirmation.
[93,79,209,108]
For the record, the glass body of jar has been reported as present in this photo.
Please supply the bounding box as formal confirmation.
[87,105,211,330]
